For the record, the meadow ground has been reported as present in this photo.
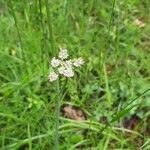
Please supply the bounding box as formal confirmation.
[0,0,150,149]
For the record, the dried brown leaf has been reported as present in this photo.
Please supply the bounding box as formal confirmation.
[62,105,86,121]
[134,19,145,28]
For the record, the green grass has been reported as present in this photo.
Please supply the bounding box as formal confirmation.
[0,0,150,149]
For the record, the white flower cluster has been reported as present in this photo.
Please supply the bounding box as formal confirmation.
[48,48,84,82]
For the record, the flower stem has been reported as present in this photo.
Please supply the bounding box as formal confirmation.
[55,79,60,150]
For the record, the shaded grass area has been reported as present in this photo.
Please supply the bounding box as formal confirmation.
[0,0,150,149]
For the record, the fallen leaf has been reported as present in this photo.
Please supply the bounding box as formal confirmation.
[134,19,145,28]
[62,105,86,121]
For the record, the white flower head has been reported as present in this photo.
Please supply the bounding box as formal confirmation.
[73,57,84,67]
[48,48,84,81]
[64,60,72,68]
[58,66,65,74]
[48,72,58,82]
[51,57,60,68]
[63,68,74,77]
[59,48,69,60]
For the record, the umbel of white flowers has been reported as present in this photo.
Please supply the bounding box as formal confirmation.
[48,48,84,82]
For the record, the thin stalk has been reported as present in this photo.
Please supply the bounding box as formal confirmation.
[9,0,28,74]
[115,13,119,67]
[54,78,67,150]
[27,124,32,150]
[28,0,31,21]
[55,79,60,150]
[34,0,38,15]
[45,0,55,55]
[103,63,112,108]
[39,0,45,75]
[62,0,68,38]
[107,0,116,44]
[99,0,116,83]
[39,0,45,36]
[102,0,116,62]
[102,0,116,108]
[89,0,94,15]
[60,78,68,95]
[99,48,103,82]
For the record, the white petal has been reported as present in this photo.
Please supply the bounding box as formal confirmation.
[48,72,58,82]
[59,48,69,60]
[51,57,60,68]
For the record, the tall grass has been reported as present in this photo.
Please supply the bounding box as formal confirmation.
[39,0,46,75]
[45,0,55,55]
[9,0,28,74]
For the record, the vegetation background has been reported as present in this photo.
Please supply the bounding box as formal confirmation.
[0,0,150,149]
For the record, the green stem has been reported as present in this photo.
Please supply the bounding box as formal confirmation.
[102,0,116,108]
[99,0,116,81]
[27,124,32,150]
[115,14,119,66]
[107,0,116,41]
[39,0,46,75]
[9,0,28,74]
[45,0,55,56]
[55,79,60,150]
[103,63,112,108]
